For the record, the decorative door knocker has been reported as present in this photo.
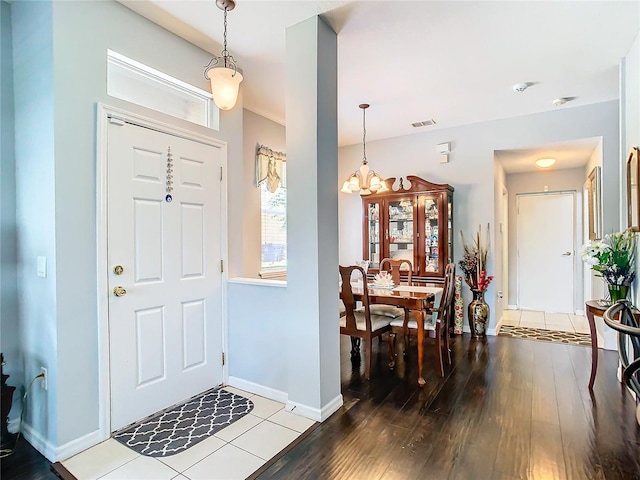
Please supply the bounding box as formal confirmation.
[165,146,173,202]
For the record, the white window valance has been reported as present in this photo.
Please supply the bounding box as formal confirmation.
[256,145,286,193]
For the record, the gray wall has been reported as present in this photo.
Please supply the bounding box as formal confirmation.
[12,0,58,443]
[241,110,286,277]
[505,167,588,309]
[0,0,20,424]
[227,281,289,393]
[339,100,620,332]
[10,0,242,453]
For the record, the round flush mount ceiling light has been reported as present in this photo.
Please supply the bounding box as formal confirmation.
[535,158,556,168]
[552,97,568,107]
[512,82,529,93]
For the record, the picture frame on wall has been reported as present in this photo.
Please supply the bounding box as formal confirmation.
[627,147,639,232]
[587,166,602,240]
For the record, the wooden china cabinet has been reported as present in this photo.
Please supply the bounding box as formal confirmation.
[362,175,454,280]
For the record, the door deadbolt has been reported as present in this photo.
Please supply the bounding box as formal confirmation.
[561,251,572,256]
[113,286,127,297]
[113,265,124,275]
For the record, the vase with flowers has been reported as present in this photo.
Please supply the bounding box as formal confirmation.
[459,224,494,337]
[580,228,637,304]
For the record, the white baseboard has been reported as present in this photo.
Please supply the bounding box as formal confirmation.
[462,325,498,336]
[55,429,103,462]
[575,309,585,316]
[227,376,288,404]
[507,304,518,310]
[20,422,57,462]
[20,422,103,462]
[227,377,343,423]
[286,393,343,422]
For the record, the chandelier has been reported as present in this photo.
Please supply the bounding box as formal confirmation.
[204,0,243,111]
[341,104,387,195]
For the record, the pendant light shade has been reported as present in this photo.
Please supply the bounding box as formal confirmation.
[204,0,243,111]
[206,66,243,111]
[340,104,387,195]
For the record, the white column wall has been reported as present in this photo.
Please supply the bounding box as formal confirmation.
[285,15,341,417]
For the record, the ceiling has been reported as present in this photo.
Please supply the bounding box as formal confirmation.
[119,0,638,171]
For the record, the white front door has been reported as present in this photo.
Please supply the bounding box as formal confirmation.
[517,192,575,313]
[107,121,223,431]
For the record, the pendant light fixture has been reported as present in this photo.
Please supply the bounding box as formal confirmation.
[204,0,243,111]
[341,104,388,195]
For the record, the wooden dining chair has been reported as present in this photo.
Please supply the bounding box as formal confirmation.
[388,262,456,377]
[339,265,396,380]
[366,258,413,320]
[379,258,413,286]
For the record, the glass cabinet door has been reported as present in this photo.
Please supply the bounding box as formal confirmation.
[366,202,381,269]
[387,197,415,269]
[423,195,441,274]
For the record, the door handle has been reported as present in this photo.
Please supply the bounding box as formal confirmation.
[562,251,572,256]
[113,286,127,297]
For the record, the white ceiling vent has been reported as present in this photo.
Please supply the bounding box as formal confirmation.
[412,119,436,128]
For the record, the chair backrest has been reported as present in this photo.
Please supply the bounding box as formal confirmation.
[438,262,456,324]
[603,301,640,399]
[339,265,372,331]
[379,258,413,285]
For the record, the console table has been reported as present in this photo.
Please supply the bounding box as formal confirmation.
[585,300,640,390]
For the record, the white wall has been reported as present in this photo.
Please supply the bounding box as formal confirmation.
[493,160,507,323]
[241,110,286,278]
[584,142,606,304]
[339,101,620,333]
[10,0,243,456]
[506,167,587,311]
[623,32,640,305]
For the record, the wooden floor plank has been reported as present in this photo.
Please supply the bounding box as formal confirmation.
[5,334,640,480]
[259,335,640,480]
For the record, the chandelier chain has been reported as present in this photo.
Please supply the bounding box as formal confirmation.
[362,106,367,165]
[222,7,229,65]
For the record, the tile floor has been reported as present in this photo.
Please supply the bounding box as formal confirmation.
[500,309,590,334]
[61,387,315,480]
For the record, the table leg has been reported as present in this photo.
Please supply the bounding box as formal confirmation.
[417,309,425,387]
[586,308,598,390]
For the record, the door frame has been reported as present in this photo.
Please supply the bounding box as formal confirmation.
[95,103,228,442]
[516,191,577,313]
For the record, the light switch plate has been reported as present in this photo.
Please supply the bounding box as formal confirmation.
[37,256,47,278]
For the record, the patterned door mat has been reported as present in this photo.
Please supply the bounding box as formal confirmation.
[113,387,253,457]
[498,325,592,346]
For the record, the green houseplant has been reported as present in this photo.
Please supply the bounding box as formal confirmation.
[580,228,637,302]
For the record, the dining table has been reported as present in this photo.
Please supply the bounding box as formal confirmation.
[349,282,443,387]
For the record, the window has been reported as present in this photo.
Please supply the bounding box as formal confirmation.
[107,50,219,130]
[260,181,287,271]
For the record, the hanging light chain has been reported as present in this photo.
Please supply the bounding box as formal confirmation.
[203,1,239,79]
[221,7,229,65]
[362,105,368,165]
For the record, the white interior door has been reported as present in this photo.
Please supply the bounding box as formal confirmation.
[107,121,223,431]
[517,192,574,313]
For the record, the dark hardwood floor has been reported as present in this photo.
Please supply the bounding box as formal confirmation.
[258,334,640,480]
[3,333,639,480]
[1,435,58,480]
